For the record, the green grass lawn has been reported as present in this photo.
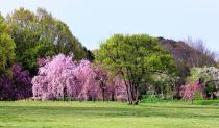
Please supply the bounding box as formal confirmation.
[0,101,219,128]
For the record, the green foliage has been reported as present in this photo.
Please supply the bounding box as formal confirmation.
[187,67,219,84]
[187,67,212,83]
[97,33,176,80]
[5,8,90,74]
[96,34,177,103]
[21,42,55,73]
[193,91,203,100]
[141,95,168,103]
[0,15,16,73]
[150,73,178,98]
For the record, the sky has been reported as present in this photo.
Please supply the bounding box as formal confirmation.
[0,0,219,52]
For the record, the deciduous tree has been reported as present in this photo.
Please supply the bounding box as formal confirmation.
[96,34,176,104]
[32,54,124,101]
[0,14,16,73]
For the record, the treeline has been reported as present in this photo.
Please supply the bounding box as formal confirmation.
[0,8,93,100]
[159,37,216,84]
[1,7,94,75]
[0,8,218,104]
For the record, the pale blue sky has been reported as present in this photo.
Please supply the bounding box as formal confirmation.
[0,0,219,52]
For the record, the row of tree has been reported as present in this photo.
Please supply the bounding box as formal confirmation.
[0,8,218,104]
[0,8,93,100]
[1,7,94,75]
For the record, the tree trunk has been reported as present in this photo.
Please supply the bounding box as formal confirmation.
[121,72,132,104]
[102,88,105,102]
[134,86,139,105]
[111,91,115,101]
[63,86,67,101]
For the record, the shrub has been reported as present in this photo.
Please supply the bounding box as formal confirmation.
[180,81,203,101]
[0,64,32,100]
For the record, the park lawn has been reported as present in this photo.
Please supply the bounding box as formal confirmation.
[0,101,219,128]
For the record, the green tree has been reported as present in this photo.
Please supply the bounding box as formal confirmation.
[5,8,91,74]
[96,34,176,104]
[0,14,16,73]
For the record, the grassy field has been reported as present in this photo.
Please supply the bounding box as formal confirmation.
[0,101,219,128]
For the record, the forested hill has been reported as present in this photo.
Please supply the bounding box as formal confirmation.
[159,37,216,67]
[158,37,216,82]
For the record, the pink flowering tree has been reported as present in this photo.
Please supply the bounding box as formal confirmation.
[32,53,126,101]
[32,54,79,100]
[180,81,203,103]
[75,59,104,101]
[109,75,127,101]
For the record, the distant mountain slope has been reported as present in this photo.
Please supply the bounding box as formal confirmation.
[158,37,216,82]
[159,37,216,68]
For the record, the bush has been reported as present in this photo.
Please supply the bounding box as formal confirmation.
[141,95,168,103]
[0,64,32,100]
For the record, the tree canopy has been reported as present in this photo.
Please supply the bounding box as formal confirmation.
[5,8,93,74]
[96,34,176,104]
[0,14,16,73]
